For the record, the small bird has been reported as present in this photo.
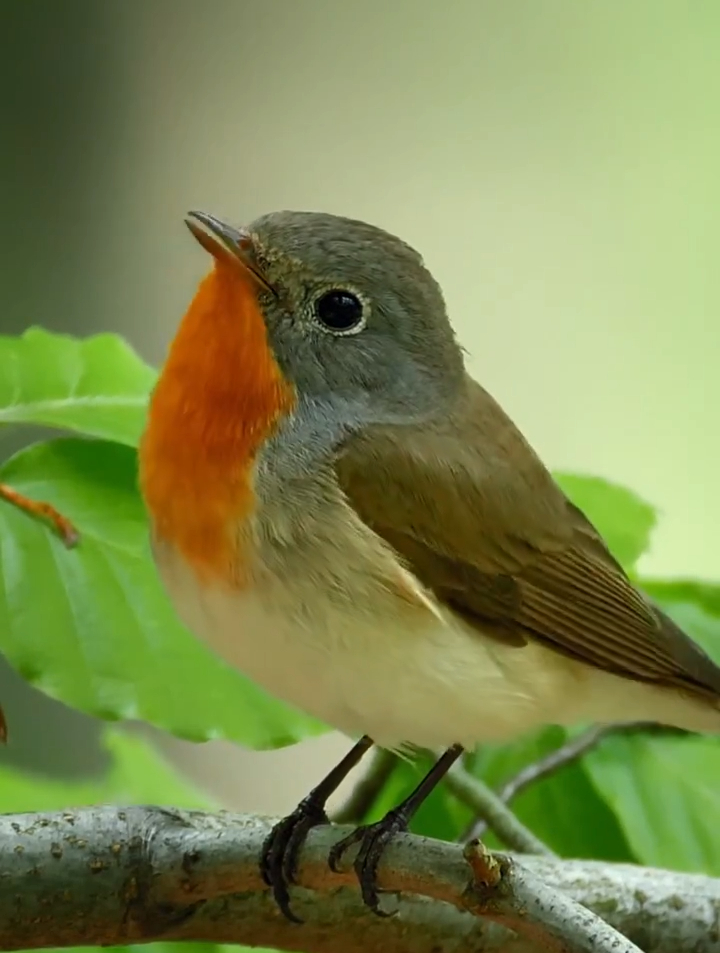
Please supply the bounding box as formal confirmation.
[139,209,720,920]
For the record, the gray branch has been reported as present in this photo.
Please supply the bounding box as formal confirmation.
[462,724,682,844]
[445,760,555,856]
[1,807,718,953]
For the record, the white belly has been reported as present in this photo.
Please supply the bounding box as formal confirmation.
[155,542,600,750]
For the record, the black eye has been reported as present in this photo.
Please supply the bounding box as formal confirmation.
[314,289,365,333]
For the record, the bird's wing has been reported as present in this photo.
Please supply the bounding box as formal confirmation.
[335,379,720,701]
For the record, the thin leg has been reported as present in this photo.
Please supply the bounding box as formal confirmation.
[328,744,464,915]
[261,734,373,922]
[0,484,79,547]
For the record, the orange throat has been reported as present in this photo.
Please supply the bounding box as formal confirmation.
[139,259,295,581]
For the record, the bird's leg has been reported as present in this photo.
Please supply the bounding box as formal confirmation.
[261,734,374,922]
[328,744,464,915]
[0,484,79,547]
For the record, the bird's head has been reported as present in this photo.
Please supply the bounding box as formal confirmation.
[186,209,464,433]
[140,209,465,571]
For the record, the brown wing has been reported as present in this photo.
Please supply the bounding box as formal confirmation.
[335,378,720,702]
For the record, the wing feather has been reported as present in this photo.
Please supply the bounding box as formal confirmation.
[336,379,720,702]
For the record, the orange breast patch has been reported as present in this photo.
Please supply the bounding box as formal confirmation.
[139,258,295,582]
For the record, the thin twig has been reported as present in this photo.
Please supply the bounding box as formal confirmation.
[444,760,555,856]
[331,748,398,824]
[463,721,669,842]
[500,723,656,805]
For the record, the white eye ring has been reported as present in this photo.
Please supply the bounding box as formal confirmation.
[313,288,368,336]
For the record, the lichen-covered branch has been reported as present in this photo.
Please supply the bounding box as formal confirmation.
[0,807,718,953]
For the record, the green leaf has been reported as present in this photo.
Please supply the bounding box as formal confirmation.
[466,726,635,860]
[641,578,720,662]
[100,730,215,807]
[0,328,155,446]
[0,729,212,813]
[585,733,720,874]
[0,438,328,749]
[554,473,656,570]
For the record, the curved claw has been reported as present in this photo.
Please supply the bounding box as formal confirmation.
[328,811,406,915]
[328,825,365,873]
[260,737,375,922]
[261,802,328,923]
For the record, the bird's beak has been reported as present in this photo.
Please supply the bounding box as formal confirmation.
[185,210,276,296]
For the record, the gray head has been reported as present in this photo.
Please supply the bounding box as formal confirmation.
[185,209,465,448]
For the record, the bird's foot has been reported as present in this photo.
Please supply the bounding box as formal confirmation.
[261,736,374,923]
[328,809,407,916]
[261,797,329,923]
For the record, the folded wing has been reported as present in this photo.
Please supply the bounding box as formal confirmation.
[335,379,720,703]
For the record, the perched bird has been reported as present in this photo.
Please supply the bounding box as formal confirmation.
[139,209,720,920]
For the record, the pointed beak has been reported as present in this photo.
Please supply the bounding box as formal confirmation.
[185,210,276,296]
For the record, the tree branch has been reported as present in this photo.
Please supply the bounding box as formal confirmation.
[505,723,680,804]
[1,807,718,953]
[463,723,675,843]
[445,760,555,856]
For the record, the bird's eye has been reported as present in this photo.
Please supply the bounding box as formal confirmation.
[314,289,366,335]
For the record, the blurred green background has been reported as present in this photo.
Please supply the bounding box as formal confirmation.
[1,0,718,821]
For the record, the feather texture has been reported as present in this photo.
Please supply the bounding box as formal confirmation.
[336,376,720,705]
